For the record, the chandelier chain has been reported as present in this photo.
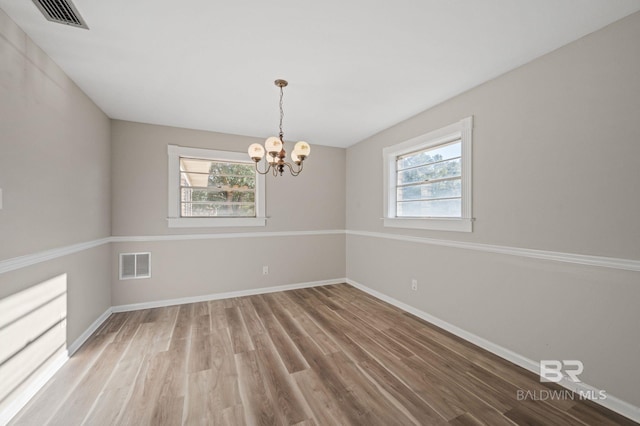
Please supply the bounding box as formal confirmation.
[279,85,284,138]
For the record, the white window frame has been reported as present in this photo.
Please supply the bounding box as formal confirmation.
[167,145,266,228]
[383,116,473,232]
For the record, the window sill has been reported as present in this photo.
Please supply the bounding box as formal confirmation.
[167,217,267,228]
[383,217,473,232]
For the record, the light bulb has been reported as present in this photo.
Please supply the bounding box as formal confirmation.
[294,141,310,158]
[248,143,265,160]
[265,136,283,155]
[291,150,301,164]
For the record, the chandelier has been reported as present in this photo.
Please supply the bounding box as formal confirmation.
[248,79,310,176]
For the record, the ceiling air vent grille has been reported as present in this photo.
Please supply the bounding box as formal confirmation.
[31,0,89,29]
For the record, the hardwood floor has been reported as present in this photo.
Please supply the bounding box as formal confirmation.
[10,284,636,425]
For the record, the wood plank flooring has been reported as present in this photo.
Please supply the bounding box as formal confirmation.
[10,284,636,425]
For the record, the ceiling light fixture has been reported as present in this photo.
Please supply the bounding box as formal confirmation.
[248,79,310,176]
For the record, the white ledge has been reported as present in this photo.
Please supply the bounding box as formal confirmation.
[0,238,111,275]
[2,230,638,275]
[347,230,640,272]
[110,229,345,242]
[167,217,266,228]
[0,231,345,274]
[384,217,473,232]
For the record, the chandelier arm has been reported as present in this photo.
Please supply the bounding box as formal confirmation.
[254,160,272,175]
[283,161,303,177]
[294,160,304,176]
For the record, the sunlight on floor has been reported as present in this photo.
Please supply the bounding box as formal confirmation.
[0,274,67,412]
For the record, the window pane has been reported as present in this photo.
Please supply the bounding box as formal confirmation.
[180,172,256,189]
[394,140,462,218]
[397,141,461,170]
[180,157,256,218]
[397,178,461,201]
[181,188,255,203]
[181,202,255,217]
[397,198,461,218]
[209,161,255,177]
[208,175,256,189]
[397,158,461,185]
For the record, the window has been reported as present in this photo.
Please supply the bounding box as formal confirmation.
[383,116,473,232]
[179,157,256,218]
[168,145,266,227]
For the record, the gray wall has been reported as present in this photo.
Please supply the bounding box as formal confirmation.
[110,120,346,306]
[346,12,640,406]
[0,15,111,258]
[0,9,112,415]
[2,1,639,417]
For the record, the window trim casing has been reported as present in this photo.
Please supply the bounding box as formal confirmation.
[167,145,266,228]
[383,116,473,232]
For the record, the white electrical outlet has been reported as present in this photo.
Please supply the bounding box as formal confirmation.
[263,265,269,275]
[411,279,418,291]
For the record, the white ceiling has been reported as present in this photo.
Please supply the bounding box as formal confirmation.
[2,1,639,148]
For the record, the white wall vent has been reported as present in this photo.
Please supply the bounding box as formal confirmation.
[119,253,151,280]
[31,0,89,29]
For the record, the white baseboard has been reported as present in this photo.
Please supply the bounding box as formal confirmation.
[67,307,114,356]
[0,352,68,426]
[112,278,347,313]
[553,375,640,423]
[346,278,640,424]
[0,307,113,426]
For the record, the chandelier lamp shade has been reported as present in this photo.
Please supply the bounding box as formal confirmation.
[248,79,310,176]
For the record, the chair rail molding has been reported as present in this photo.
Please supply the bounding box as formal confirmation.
[346,230,640,272]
